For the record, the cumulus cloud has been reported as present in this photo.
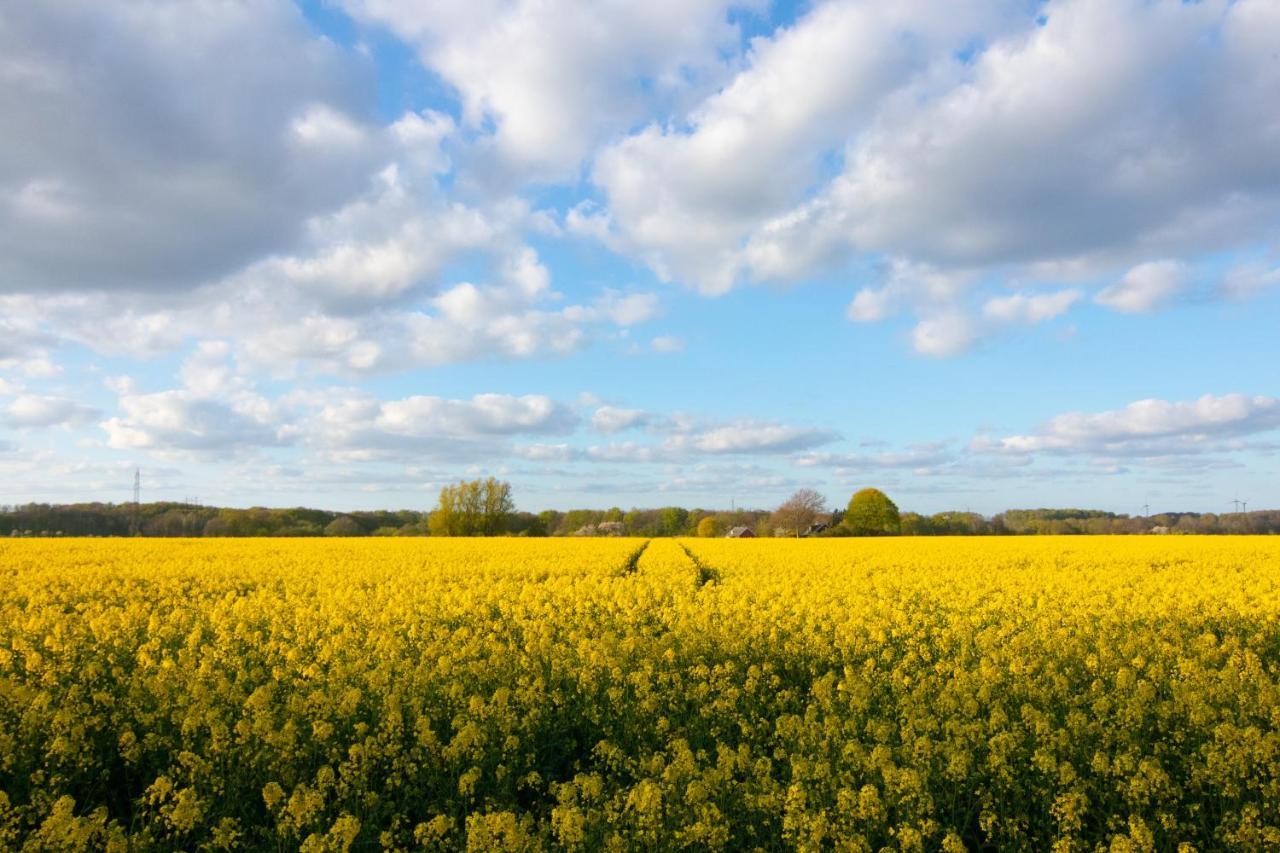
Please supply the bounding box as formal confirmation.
[0,0,381,294]
[649,335,685,354]
[592,0,1010,293]
[2,394,99,429]
[1218,260,1280,301]
[0,452,183,502]
[591,406,649,434]
[512,443,578,463]
[975,394,1280,458]
[911,314,979,358]
[585,442,675,465]
[671,420,840,455]
[1094,261,1188,313]
[299,390,581,462]
[579,0,1280,352]
[753,0,1280,277]
[983,290,1082,325]
[375,394,578,437]
[795,443,957,472]
[2,4,666,378]
[657,463,799,495]
[337,0,744,181]
[846,261,995,356]
[844,260,1081,356]
[101,391,290,456]
[240,282,617,375]
[99,342,291,457]
[591,291,662,327]
[0,311,55,372]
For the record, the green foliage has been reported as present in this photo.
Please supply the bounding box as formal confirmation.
[899,511,932,536]
[323,516,366,537]
[428,478,515,536]
[5,500,1277,540]
[658,507,690,537]
[843,488,901,536]
[696,516,723,538]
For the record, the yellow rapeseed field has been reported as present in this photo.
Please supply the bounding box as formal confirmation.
[2,536,1279,850]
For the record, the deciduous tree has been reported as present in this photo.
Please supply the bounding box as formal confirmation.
[696,516,723,537]
[843,488,900,536]
[771,489,826,537]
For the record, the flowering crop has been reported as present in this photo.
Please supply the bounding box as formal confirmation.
[1,536,1278,850]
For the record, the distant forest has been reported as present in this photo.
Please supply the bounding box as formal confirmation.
[2,498,1277,538]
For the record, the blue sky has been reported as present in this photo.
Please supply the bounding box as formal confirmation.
[1,0,1278,515]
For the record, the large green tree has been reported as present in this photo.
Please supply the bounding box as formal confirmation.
[428,478,514,536]
[696,516,723,538]
[843,488,901,536]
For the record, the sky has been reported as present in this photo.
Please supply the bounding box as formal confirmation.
[1,0,1278,515]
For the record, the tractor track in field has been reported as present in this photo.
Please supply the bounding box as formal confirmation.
[618,539,650,575]
[679,543,721,588]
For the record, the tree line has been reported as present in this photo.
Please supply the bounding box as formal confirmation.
[3,482,1277,538]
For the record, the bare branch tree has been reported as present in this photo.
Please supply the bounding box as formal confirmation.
[770,488,827,537]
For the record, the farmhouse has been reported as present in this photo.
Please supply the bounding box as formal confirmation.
[726,526,755,538]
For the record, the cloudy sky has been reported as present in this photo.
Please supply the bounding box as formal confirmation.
[2,0,1278,514]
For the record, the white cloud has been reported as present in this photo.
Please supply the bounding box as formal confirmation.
[673,420,839,454]
[847,287,897,324]
[299,390,581,462]
[649,335,685,354]
[1219,261,1280,301]
[591,406,649,434]
[592,0,1009,293]
[575,0,1280,355]
[796,443,956,471]
[103,376,135,396]
[585,442,673,465]
[2,394,99,429]
[976,393,1280,457]
[375,394,578,437]
[1095,260,1188,313]
[846,260,974,325]
[179,341,241,399]
[338,0,745,181]
[657,463,799,495]
[512,443,577,462]
[0,452,183,502]
[591,291,661,327]
[848,267,1081,357]
[0,0,383,294]
[756,0,1280,278]
[983,289,1082,325]
[99,345,291,456]
[102,390,289,456]
[0,311,55,369]
[19,357,62,379]
[911,313,978,358]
